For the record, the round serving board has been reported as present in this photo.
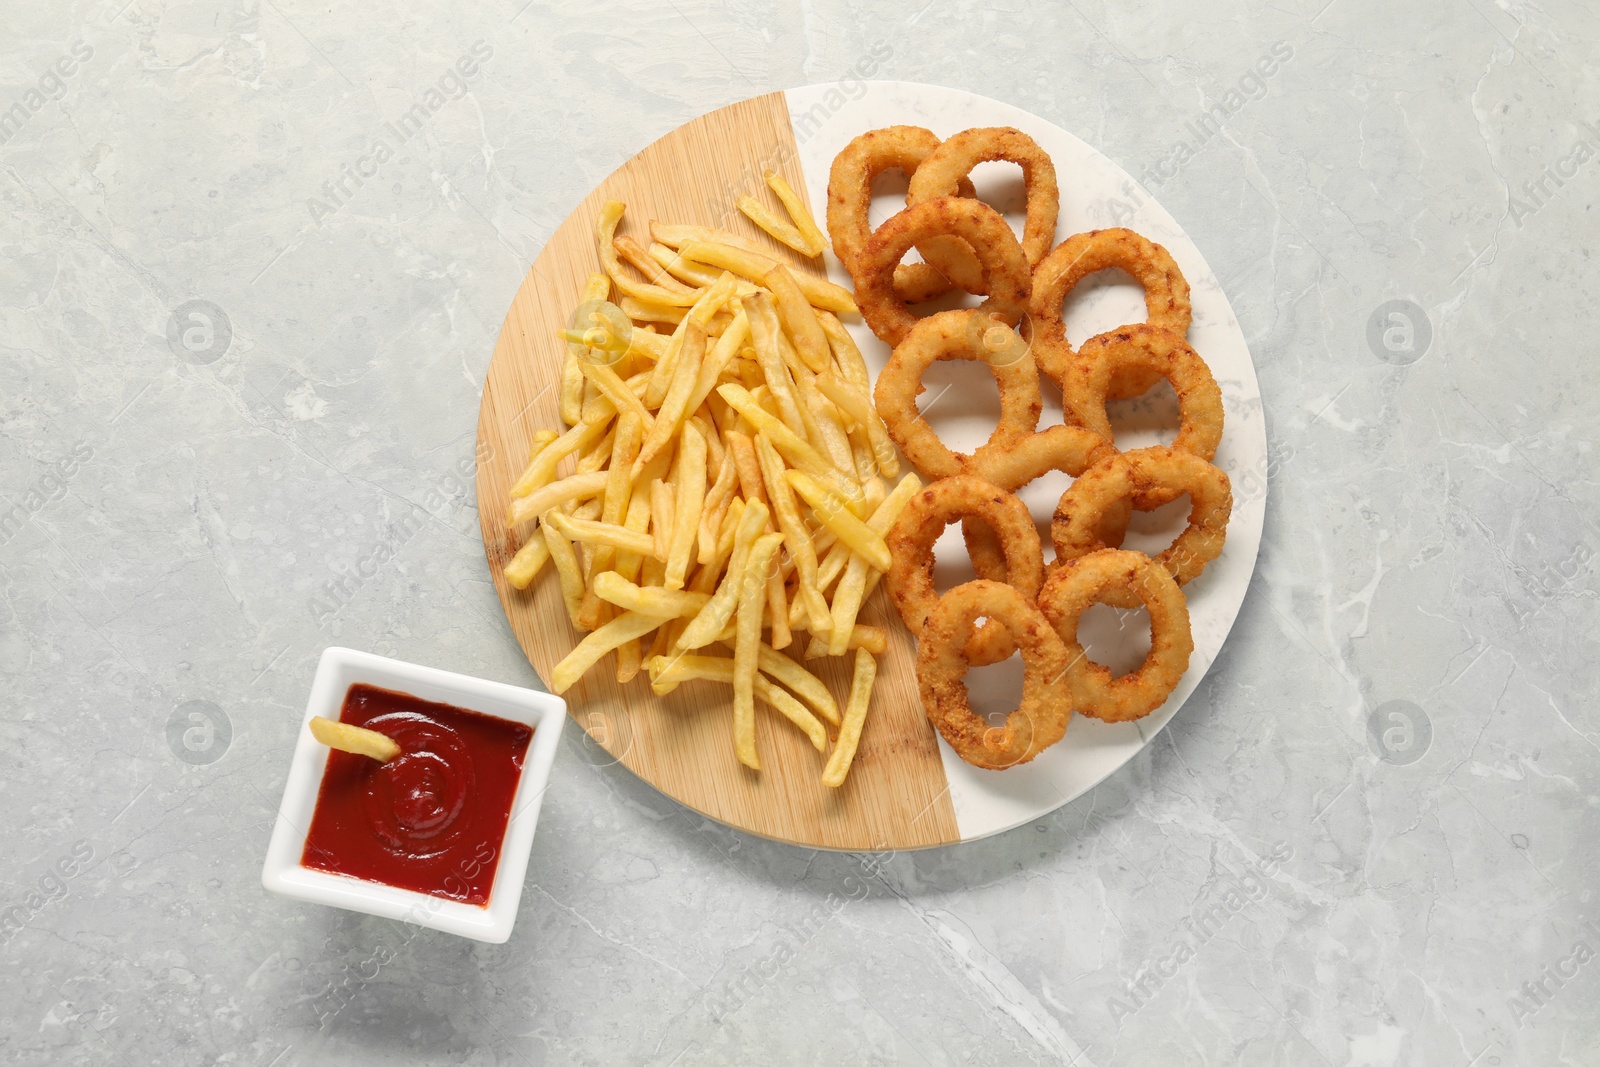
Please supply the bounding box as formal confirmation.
[476,82,1266,850]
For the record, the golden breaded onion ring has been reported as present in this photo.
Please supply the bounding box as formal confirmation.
[855,198,1031,347]
[906,126,1060,282]
[1038,549,1193,722]
[886,475,1044,665]
[1065,324,1224,473]
[873,309,1042,481]
[1052,446,1232,606]
[961,424,1126,581]
[1030,228,1191,400]
[915,580,1072,769]
[825,126,983,303]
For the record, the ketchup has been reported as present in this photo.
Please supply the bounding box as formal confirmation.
[301,684,533,905]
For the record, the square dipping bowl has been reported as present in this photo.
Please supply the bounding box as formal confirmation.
[262,647,566,943]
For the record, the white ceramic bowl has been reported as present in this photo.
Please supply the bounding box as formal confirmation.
[261,647,566,943]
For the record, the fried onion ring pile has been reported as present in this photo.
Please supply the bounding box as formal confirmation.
[821,126,1240,764]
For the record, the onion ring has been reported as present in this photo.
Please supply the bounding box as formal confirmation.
[1064,324,1224,468]
[887,475,1044,664]
[915,580,1072,769]
[873,309,1042,480]
[856,197,1031,347]
[825,126,983,303]
[906,126,1060,283]
[960,425,1126,579]
[1029,228,1191,400]
[1052,446,1232,606]
[1037,549,1193,723]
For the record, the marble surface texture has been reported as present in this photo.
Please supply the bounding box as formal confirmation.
[2,1,1597,1064]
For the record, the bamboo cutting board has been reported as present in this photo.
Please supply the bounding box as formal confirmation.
[476,84,1268,850]
[474,91,960,850]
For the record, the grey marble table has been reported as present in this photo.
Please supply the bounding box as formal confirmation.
[3,1,1597,1064]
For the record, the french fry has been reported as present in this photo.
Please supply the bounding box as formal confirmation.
[765,567,791,651]
[545,510,658,559]
[705,498,744,576]
[613,484,655,682]
[734,532,785,769]
[751,434,831,634]
[646,654,826,753]
[511,416,609,498]
[613,233,694,291]
[738,194,817,257]
[816,310,868,383]
[741,292,808,436]
[635,321,705,473]
[698,451,738,564]
[802,625,888,660]
[815,369,899,478]
[309,717,400,762]
[764,170,827,258]
[650,481,674,563]
[577,423,616,474]
[551,610,664,693]
[575,355,655,431]
[643,314,689,410]
[504,533,552,590]
[649,222,771,257]
[665,422,707,589]
[716,384,859,505]
[821,648,878,787]
[628,326,671,365]
[790,362,856,475]
[640,502,742,693]
[763,264,831,373]
[597,201,703,306]
[560,352,586,426]
[676,241,857,314]
[688,270,742,329]
[676,498,769,651]
[542,520,585,628]
[580,268,614,304]
[784,471,892,573]
[615,639,643,684]
[560,274,612,425]
[508,428,564,507]
[726,432,766,511]
[576,410,644,627]
[523,428,560,465]
[619,296,687,326]
[593,571,711,617]
[507,470,608,528]
[827,555,874,657]
[753,644,839,726]
[647,241,756,293]
[687,309,750,417]
[825,472,920,653]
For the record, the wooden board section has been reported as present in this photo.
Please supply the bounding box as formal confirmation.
[475,91,959,850]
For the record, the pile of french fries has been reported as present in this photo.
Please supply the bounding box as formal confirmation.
[501,174,918,785]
